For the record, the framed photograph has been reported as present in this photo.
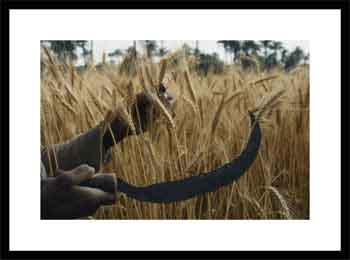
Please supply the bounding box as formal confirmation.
[2,0,349,259]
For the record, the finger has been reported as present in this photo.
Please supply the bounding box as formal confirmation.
[97,191,117,206]
[47,187,114,219]
[79,173,117,194]
[55,164,95,188]
[76,186,116,209]
[54,168,66,177]
[77,191,115,218]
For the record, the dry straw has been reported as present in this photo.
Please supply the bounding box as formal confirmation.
[158,59,168,85]
[151,93,176,129]
[254,88,286,121]
[184,70,198,104]
[210,88,229,138]
[267,186,291,219]
[250,75,280,85]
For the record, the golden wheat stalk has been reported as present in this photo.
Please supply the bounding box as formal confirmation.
[83,100,97,125]
[209,79,217,90]
[182,96,197,116]
[144,64,156,90]
[63,81,79,104]
[184,70,197,104]
[126,80,136,109]
[70,64,75,87]
[176,114,187,137]
[210,88,229,137]
[212,91,226,96]
[86,86,109,113]
[255,88,286,121]
[150,93,176,129]
[137,67,151,96]
[223,89,244,106]
[267,186,291,219]
[59,98,77,116]
[249,75,280,85]
[143,137,162,175]
[158,59,168,85]
[102,84,113,97]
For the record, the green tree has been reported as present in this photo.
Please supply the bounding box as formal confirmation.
[157,41,168,57]
[284,47,305,71]
[157,47,168,57]
[249,41,261,55]
[303,52,310,64]
[81,48,92,66]
[260,40,272,59]
[241,41,260,55]
[292,47,305,64]
[270,41,283,61]
[197,52,224,75]
[229,41,242,63]
[49,40,88,64]
[142,40,158,59]
[49,41,75,62]
[264,53,278,71]
[127,45,138,58]
[281,48,289,65]
[218,41,242,63]
[108,49,123,64]
[218,40,242,64]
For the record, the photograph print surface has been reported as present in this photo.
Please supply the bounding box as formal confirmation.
[40,40,310,220]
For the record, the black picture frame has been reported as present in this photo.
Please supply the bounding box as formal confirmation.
[1,0,349,259]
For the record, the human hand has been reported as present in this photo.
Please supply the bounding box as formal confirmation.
[41,164,117,219]
[130,83,176,133]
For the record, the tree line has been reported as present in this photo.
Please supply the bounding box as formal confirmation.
[41,40,308,73]
[217,40,309,71]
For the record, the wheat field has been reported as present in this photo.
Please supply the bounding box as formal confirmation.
[41,49,309,219]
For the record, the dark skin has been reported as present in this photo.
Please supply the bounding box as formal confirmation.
[41,86,175,219]
[41,165,116,219]
[103,85,174,150]
[102,92,154,149]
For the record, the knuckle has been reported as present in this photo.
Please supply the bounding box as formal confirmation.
[75,164,95,176]
[56,173,73,188]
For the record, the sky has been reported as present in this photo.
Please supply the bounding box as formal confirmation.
[78,40,309,65]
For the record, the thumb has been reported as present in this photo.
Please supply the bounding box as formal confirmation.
[55,164,95,188]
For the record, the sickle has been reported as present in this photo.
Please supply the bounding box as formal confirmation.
[81,112,261,203]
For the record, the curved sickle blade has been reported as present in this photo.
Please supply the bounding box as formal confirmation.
[116,112,261,203]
